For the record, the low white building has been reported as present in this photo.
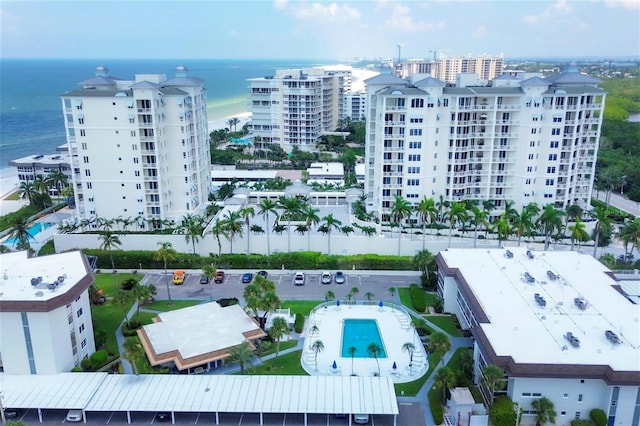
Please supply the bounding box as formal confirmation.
[436,248,640,426]
[9,146,72,196]
[306,162,344,185]
[0,250,96,374]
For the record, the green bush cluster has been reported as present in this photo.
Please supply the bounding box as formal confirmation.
[120,278,138,290]
[82,249,415,271]
[571,420,595,426]
[590,409,607,426]
[409,284,427,312]
[488,396,518,426]
[79,350,109,371]
[294,313,304,333]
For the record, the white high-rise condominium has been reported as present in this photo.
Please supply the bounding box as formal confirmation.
[60,66,211,229]
[394,54,504,84]
[364,67,605,223]
[248,66,350,152]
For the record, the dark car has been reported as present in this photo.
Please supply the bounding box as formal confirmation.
[4,408,25,419]
[155,412,171,422]
[334,271,345,284]
[214,270,225,284]
[242,273,253,284]
[199,274,209,284]
[257,270,268,279]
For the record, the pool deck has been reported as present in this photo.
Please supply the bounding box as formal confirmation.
[301,302,428,382]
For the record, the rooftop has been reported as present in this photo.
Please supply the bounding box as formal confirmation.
[438,248,640,373]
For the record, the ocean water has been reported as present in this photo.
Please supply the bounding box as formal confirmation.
[0,58,329,170]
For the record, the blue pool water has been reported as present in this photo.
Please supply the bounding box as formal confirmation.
[3,222,52,245]
[341,319,387,358]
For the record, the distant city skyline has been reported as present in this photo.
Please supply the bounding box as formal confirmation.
[1,0,638,60]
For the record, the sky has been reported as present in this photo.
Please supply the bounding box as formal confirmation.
[1,0,638,60]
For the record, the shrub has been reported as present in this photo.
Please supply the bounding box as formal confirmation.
[81,357,93,371]
[409,283,427,312]
[489,396,517,426]
[571,420,595,426]
[294,313,304,333]
[590,409,607,426]
[90,350,108,365]
[217,298,239,307]
[434,297,444,314]
[120,278,137,290]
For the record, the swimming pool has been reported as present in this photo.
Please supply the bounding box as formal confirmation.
[3,222,52,245]
[341,319,387,358]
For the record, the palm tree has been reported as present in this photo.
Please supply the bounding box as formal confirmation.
[446,201,468,248]
[348,346,357,376]
[493,212,512,246]
[258,198,277,255]
[390,195,413,255]
[320,213,342,255]
[618,218,640,258]
[227,342,255,374]
[227,117,240,132]
[434,367,455,404]
[112,290,134,326]
[99,231,121,287]
[428,331,451,367]
[311,340,325,371]
[302,205,320,251]
[239,206,255,254]
[268,317,289,359]
[325,290,335,301]
[210,218,227,256]
[531,397,557,426]
[222,210,244,254]
[277,195,303,252]
[388,287,396,299]
[367,342,382,376]
[592,205,612,257]
[18,181,37,205]
[537,204,565,250]
[347,286,359,302]
[481,364,506,405]
[47,169,68,198]
[402,342,416,374]
[154,242,176,305]
[182,214,204,254]
[413,249,434,290]
[122,337,146,375]
[7,217,35,249]
[469,205,489,248]
[417,196,438,250]
[131,282,152,325]
[364,291,375,301]
[33,174,50,199]
[569,217,590,251]
[513,208,537,247]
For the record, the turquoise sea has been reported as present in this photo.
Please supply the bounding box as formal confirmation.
[0,58,331,169]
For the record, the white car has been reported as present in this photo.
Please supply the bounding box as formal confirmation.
[66,410,83,423]
[353,414,370,424]
[293,272,305,286]
[321,271,332,284]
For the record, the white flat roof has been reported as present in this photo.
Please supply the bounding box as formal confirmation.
[0,251,89,303]
[143,303,261,358]
[440,248,640,372]
[307,162,344,177]
[0,373,398,416]
[211,170,278,180]
[1,372,107,409]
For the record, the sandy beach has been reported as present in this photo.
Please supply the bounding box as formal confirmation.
[208,111,252,133]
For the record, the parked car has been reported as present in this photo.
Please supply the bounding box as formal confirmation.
[155,412,171,422]
[293,272,305,286]
[353,414,370,424]
[199,274,209,284]
[321,271,332,284]
[257,270,268,279]
[4,408,25,419]
[334,271,345,284]
[66,410,83,423]
[242,272,253,284]
[214,270,225,284]
[172,270,185,285]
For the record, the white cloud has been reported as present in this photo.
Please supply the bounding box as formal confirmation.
[385,4,444,32]
[285,2,362,24]
[273,0,288,10]
[473,26,487,38]
[605,0,639,9]
[523,0,571,24]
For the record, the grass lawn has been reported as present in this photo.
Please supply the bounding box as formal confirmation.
[249,350,309,375]
[142,299,202,312]
[92,302,132,356]
[398,287,412,308]
[259,340,298,357]
[281,300,322,317]
[394,352,441,396]
[424,315,463,337]
[427,347,473,423]
[94,272,144,297]
[3,191,21,201]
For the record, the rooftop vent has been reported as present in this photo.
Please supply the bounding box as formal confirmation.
[526,250,534,259]
[35,291,44,297]
[534,293,547,307]
[605,330,621,344]
[31,277,43,286]
[574,297,588,310]
[546,270,557,281]
[564,331,580,348]
[505,250,513,258]
[523,272,535,283]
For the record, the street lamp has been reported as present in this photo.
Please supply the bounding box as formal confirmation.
[621,175,627,195]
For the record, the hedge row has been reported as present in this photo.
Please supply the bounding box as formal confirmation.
[409,283,427,312]
[82,249,414,271]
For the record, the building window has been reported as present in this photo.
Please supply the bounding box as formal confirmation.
[133,158,139,164]
[86,182,92,189]
[77,308,83,317]
[409,129,422,136]
[135,170,141,177]
[549,154,558,161]
[78,118,84,125]
[80,129,86,137]
[409,141,422,149]
[84,169,91,177]
[21,313,37,374]
[531,128,537,134]
[81,339,87,349]
[547,167,556,173]
[83,156,89,164]
[550,141,559,148]
[575,412,581,420]
[578,394,583,402]
[552,128,560,135]
[408,154,421,161]
[79,323,85,333]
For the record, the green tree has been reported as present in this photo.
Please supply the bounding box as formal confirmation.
[227,342,255,374]
[348,346,357,376]
[122,336,145,375]
[268,317,290,359]
[592,205,612,257]
[568,217,590,251]
[303,205,320,251]
[182,214,204,254]
[222,210,244,254]
[402,342,415,374]
[7,216,35,250]
[243,275,281,328]
[446,201,468,248]
[154,242,176,305]
[112,290,134,326]
[18,180,37,205]
[413,249,436,290]
[320,213,342,255]
[428,331,451,367]
[482,364,507,405]
[417,196,438,250]
[537,204,565,251]
[364,291,375,301]
[618,218,640,258]
[210,218,227,256]
[388,286,397,299]
[390,195,413,255]
[513,208,537,247]
[469,204,489,248]
[239,206,255,255]
[589,409,607,426]
[99,231,121,287]
[47,169,68,198]
[531,396,557,426]
[311,339,325,371]
[347,286,359,302]
[367,342,382,376]
[258,198,277,256]
[434,366,455,404]
[325,290,335,301]
[277,195,304,252]
[489,396,518,426]
[227,117,240,132]
[131,282,152,324]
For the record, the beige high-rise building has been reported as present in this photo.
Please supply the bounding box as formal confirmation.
[394,54,504,84]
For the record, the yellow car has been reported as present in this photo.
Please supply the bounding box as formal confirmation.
[172,270,185,285]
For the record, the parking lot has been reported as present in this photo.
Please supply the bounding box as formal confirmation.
[140,270,420,302]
